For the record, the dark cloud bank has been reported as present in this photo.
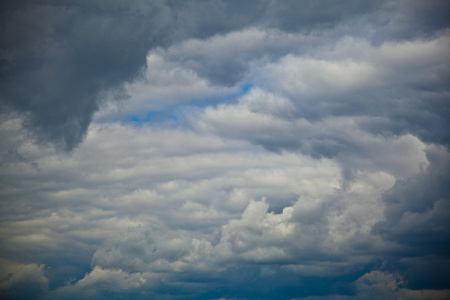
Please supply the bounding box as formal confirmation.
[1,1,450,300]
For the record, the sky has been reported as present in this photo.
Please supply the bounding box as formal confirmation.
[0,0,450,299]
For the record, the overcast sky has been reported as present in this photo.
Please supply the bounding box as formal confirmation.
[1,0,450,299]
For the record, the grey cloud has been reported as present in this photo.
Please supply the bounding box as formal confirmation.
[371,0,450,43]
[178,31,449,171]
[1,122,394,299]
[3,0,448,150]
[374,145,450,253]
[253,34,450,147]
[47,266,160,300]
[262,0,381,32]
[372,145,450,290]
[352,270,450,300]
[78,182,391,299]
[0,0,264,150]
[1,0,174,149]
[0,120,447,298]
[0,123,332,287]
[191,87,428,184]
[1,1,450,299]
[0,260,49,300]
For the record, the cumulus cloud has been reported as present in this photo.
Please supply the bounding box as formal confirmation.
[0,0,258,149]
[189,32,449,146]
[372,144,450,290]
[48,266,159,300]
[3,0,449,149]
[1,0,449,299]
[352,271,450,300]
[0,121,396,298]
[0,260,49,300]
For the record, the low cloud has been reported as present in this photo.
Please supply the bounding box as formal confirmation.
[0,260,49,300]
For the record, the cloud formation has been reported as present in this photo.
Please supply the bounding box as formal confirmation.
[1,0,449,299]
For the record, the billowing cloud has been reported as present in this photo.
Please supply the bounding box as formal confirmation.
[0,260,49,300]
[1,0,449,299]
[2,0,449,150]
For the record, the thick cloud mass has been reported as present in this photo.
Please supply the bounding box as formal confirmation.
[1,1,450,299]
[2,0,450,149]
[1,0,165,149]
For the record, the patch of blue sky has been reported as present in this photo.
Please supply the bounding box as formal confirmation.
[128,110,179,126]
[126,82,254,126]
[240,82,253,93]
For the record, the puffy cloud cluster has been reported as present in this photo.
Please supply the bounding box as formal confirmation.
[1,119,447,298]
[0,260,48,300]
[1,0,450,299]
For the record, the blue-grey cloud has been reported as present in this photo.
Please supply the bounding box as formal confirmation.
[3,0,449,150]
[373,145,450,290]
[1,1,450,299]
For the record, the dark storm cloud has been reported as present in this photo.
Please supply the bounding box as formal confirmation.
[373,145,450,290]
[374,145,450,252]
[0,0,173,149]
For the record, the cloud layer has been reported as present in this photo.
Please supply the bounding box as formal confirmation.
[1,0,450,299]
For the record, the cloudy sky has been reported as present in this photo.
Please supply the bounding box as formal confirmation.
[1,0,450,299]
